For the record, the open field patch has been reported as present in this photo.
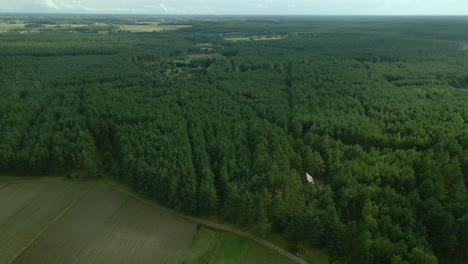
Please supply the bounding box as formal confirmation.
[184,227,223,264]
[0,23,58,33]
[158,25,192,31]
[184,227,299,264]
[0,181,87,263]
[0,22,190,34]
[212,233,251,264]
[0,177,299,264]
[73,197,195,264]
[223,37,251,41]
[188,53,222,59]
[0,180,49,225]
[0,180,11,190]
[0,23,27,32]
[120,23,191,32]
[224,36,283,42]
[12,187,127,264]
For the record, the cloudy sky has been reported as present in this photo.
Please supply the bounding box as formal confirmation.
[1,0,467,15]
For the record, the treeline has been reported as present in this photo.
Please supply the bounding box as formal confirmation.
[0,16,467,264]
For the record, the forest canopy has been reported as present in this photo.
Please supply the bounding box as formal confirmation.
[0,15,467,264]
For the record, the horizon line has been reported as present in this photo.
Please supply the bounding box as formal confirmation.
[1,12,468,17]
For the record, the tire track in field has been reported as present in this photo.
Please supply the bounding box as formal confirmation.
[0,182,49,229]
[7,185,92,264]
[0,180,49,228]
[69,196,131,264]
[0,180,13,192]
[94,184,310,264]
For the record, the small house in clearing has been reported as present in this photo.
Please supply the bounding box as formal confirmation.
[302,172,315,184]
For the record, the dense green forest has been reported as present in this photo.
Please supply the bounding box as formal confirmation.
[0,15,467,264]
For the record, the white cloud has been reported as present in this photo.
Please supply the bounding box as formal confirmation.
[159,3,168,12]
[34,0,60,9]
[32,0,88,11]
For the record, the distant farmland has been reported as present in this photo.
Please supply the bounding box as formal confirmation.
[0,177,297,264]
[119,23,192,32]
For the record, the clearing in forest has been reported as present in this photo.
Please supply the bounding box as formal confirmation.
[224,36,283,42]
[0,23,27,33]
[120,23,191,32]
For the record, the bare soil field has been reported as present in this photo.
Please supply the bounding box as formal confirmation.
[12,188,127,264]
[73,197,195,264]
[0,182,86,263]
[0,180,49,225]
[0,177,303,264]
[0,180,11,190]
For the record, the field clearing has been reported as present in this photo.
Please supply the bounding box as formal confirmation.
[120,23,191,32]
[0,180,11,190]
[188,53,222,59]
[0,23,58,33]
[0,23,27,32]
[0,182,86,263]
[73,197,195,263]
[0,180,49,225]
[12,188,126,264]
[224,36,282,42]
[60,24,90,28]
[0,22,190,33]
[224,37,251,41]
[0,177,301,264]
